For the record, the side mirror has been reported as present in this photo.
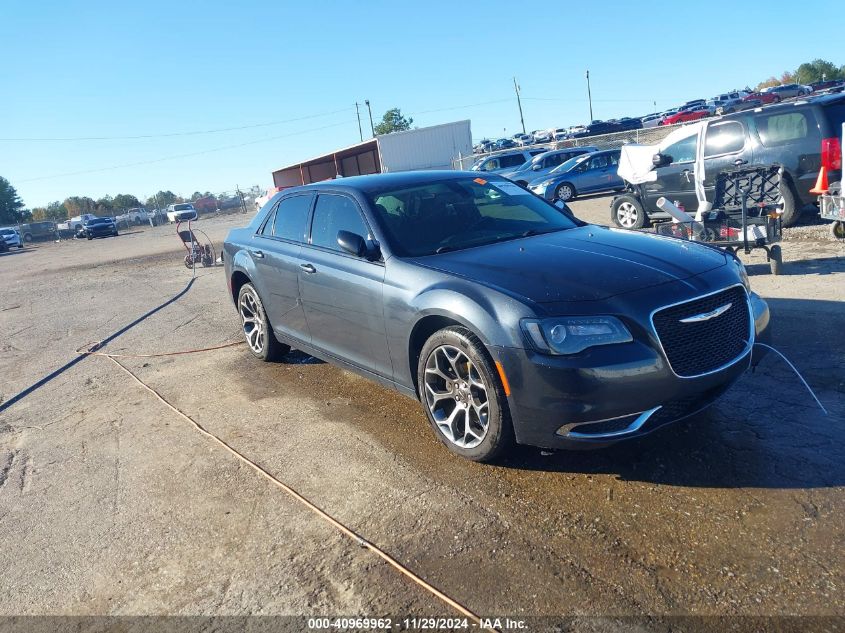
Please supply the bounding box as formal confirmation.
[531,163,542,171]
[337,230,366,257]
[652,153,671,168]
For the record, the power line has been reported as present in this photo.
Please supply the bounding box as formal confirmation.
[522,96,657,103]
[17,119,357,183]
[407,98,513,116]
[0,108,354,142]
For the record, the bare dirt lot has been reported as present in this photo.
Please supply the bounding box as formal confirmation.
[1,199,843,631]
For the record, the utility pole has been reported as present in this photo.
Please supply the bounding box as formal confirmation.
[513,77,526,134]
[586,70,594,122]
[365,100,375,137]
[354,102,363,142]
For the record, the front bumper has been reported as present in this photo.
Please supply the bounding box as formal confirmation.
[493,291,771,450]
[87,226,117,237]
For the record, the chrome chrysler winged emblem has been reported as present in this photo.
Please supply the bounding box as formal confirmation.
[679,302,732,323]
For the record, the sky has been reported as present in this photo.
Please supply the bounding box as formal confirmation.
[1,0,839,208]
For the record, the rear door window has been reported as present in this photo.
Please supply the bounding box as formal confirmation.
[754,110,818,147]
[270,193,313,242]
[500,154,526,168]
[704,121,746,157]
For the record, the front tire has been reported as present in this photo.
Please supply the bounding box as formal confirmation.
[237,282,290,362]
[555,182,576,202]
[611,195,646,229]
[418,326,514,462]
[831,221,845,240]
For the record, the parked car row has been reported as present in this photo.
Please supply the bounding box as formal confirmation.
[610,91,845,229]
[472,81,845,155]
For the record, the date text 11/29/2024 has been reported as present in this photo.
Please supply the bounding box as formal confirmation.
[307,616,528,630]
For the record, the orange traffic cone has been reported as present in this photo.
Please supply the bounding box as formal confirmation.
[810,166,828,194]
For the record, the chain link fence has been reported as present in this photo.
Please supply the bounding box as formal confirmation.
[452,123,686,171]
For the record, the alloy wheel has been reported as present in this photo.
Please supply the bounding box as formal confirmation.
[239,289,265,354]
[557,184,574,201]
[423,345,489,449]
[617,201,639,228]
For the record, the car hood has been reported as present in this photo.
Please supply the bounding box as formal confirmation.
[410,226,727,303]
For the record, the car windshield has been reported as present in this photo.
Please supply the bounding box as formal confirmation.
[87,218,110,225]
[549,154,589,174]
[0,229,16,235]
[512,158,540,173]
[174,204,194,211]
[366,177,577,257]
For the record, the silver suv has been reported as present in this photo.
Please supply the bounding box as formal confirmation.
[471,149,545,175]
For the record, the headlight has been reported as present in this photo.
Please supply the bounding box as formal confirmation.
[520,316,633,355]
[539,179,555,187]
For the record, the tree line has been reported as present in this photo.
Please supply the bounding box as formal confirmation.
[0,178,226,225]
[28,191,217,222]
[756,58,845,90]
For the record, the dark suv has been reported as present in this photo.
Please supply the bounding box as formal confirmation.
[611,93,845,228]
[19,221,58,242]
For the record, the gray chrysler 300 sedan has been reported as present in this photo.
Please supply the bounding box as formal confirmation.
[223,171,770,462]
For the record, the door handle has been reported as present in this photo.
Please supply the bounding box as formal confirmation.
[300,263,316,274]
[250,249,264,259]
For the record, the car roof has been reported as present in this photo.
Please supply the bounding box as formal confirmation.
[723,91,845,120]
[295,170,495,195]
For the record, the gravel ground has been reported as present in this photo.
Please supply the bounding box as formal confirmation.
[0,200,843,630]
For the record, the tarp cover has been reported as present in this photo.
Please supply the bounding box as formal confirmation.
[617,121,706,185]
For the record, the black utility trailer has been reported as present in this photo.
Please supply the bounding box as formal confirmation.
[648,162,784,275]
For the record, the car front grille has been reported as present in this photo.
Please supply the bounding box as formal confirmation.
[652,286,751,377]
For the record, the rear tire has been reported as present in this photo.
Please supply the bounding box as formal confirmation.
[778,179,800,227]
[417,326,514,462]
[611,195,646,229]
[237,282,290,362]
[831,221,845,240]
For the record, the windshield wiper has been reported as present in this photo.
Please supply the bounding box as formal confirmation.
[435,245,456,254]
[520,227,565,237]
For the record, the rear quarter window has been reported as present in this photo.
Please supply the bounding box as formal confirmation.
[821,103,845,135]
[754,110,818,147]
